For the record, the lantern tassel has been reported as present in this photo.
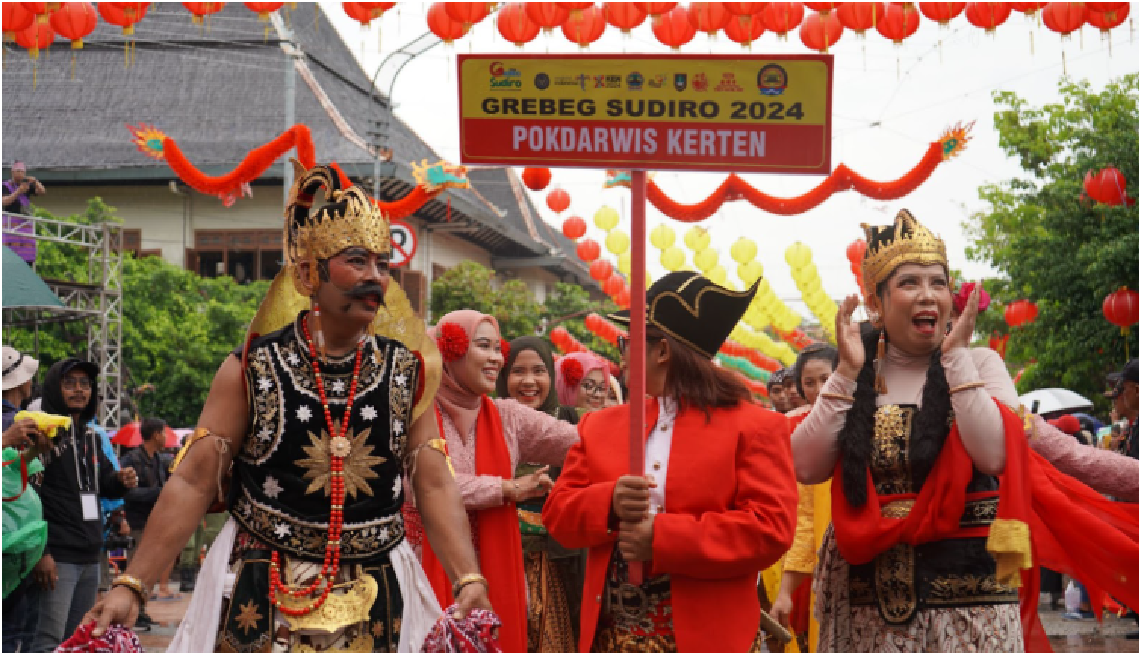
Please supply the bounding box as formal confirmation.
[71,52,76,80]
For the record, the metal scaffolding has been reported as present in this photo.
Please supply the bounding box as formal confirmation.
[2,213,124,428]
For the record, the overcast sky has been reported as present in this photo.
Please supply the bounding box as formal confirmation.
[323,3,1137,321]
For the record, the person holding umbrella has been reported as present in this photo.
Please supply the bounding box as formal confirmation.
[119,418,177,602]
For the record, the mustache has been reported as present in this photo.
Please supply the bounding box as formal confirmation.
[345,283,386,305]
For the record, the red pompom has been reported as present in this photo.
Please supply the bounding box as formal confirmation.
[500,339,510,361]
[437,322,470,363]
[560,358,584,388]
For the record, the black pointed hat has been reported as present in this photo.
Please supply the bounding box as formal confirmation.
[609,271,760,358]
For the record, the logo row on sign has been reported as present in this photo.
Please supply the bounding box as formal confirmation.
[490,62,789,96]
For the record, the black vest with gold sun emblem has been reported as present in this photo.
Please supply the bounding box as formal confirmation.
[231,313,420,563]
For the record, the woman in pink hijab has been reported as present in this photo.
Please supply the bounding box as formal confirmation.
[404,310,579,653]
[555,352,610,414]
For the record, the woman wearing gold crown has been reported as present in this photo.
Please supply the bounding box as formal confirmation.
[81,164,492,652]
[792,210,1139,652]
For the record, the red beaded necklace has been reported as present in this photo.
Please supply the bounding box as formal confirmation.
[268,315,364,617]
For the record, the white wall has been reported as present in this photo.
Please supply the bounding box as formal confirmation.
[38,186,572,305]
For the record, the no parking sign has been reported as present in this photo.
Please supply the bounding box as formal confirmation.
[389,219,417,268]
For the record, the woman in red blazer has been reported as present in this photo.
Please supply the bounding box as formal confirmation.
[543,271,799,653]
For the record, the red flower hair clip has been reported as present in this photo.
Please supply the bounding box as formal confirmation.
[437,322,470,363]
[500,339,510,361]
[560,358,584,388]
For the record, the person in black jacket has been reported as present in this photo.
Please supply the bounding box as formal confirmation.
[29,359,137,653]
[119,417,177,601]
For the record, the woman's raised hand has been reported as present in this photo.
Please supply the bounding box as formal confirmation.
[834,295,865,380]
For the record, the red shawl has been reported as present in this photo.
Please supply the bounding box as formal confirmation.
[831,400,1139,652]
[419,397,527,653]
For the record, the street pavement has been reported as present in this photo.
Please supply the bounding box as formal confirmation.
[130,584,1138,651]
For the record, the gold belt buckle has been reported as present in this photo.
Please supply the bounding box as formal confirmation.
[880,499,915,519]
[612,582,648,622]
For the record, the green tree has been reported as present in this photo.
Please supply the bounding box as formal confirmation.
[965,74,1139,409]
[541,282,620,362]
[430,261,542,340]
[4,199,268,426]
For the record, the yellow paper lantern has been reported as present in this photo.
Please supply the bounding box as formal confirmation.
[737,260,764,285]
[730,237,758,265]
[660,246,685,271]
[706,265,728,285]
[606,230,630,256]
[694,248,719,273]
[617,252,631,275]
[684,226,711,252]
[650,224,676,250]
[785,242,812,269]
[593,205,620,232]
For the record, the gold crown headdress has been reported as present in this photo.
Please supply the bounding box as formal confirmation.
[860,209,948,294]
[285,161,391,294]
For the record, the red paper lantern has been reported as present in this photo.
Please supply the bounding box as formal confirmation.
[561,4,606,46]
[1103,287,1139,335]
[652,5,697,48]
[577,238,601,262]
[99,2,149,35]
[20,3,51,25]
[724,2,768,15]
[585,313,602,331]
[547,187,571,213]
[558,1,595,20]
[846,239,867,265]
[550,326,570,347]
[604,2,647,32]
[1085,2,1128,12]
[634,2,679,16]
[497,2,540,45]
[522,167,552,191]
[1083,167,1130,206]
[182,2,225,24]
[688,2,731,35]
[724,12,765,44]
[526,2,570,32]
[1010,2,1045,14]
[604,275,625,296]
[445,1,491,29]
[987,332,1009,358]
[1086,3,1129,33]
[427,2,467,42]
[1041,2,1085,36]
[919,2,966,25]
[245,2,284,21]
[589,259,614,282]
[615,288,631,308]
[799,9,843,50]
[965,2,1012,32]
[804,2,842,13]
[1004,299,1038,328]
[49,2,96,49]
[3,3,35,41]
[15,21,52,59]
[876,2,920,43]
[343,2,394,27]
[836,1,883,33]
[761,2,805,37]
[562,215,587,239]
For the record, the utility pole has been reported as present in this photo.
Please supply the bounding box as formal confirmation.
[273,13,300,203]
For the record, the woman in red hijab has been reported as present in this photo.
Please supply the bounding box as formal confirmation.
[404,310,579,653]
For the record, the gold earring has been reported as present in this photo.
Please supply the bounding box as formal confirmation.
[874,330,888,394]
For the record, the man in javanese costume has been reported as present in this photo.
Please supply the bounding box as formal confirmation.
[83,163,491,652]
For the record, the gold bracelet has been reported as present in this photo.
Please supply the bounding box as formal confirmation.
[949,381,986,395]
[452,573,488,597]
[819,392,855,403]
[111,573,148,607]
